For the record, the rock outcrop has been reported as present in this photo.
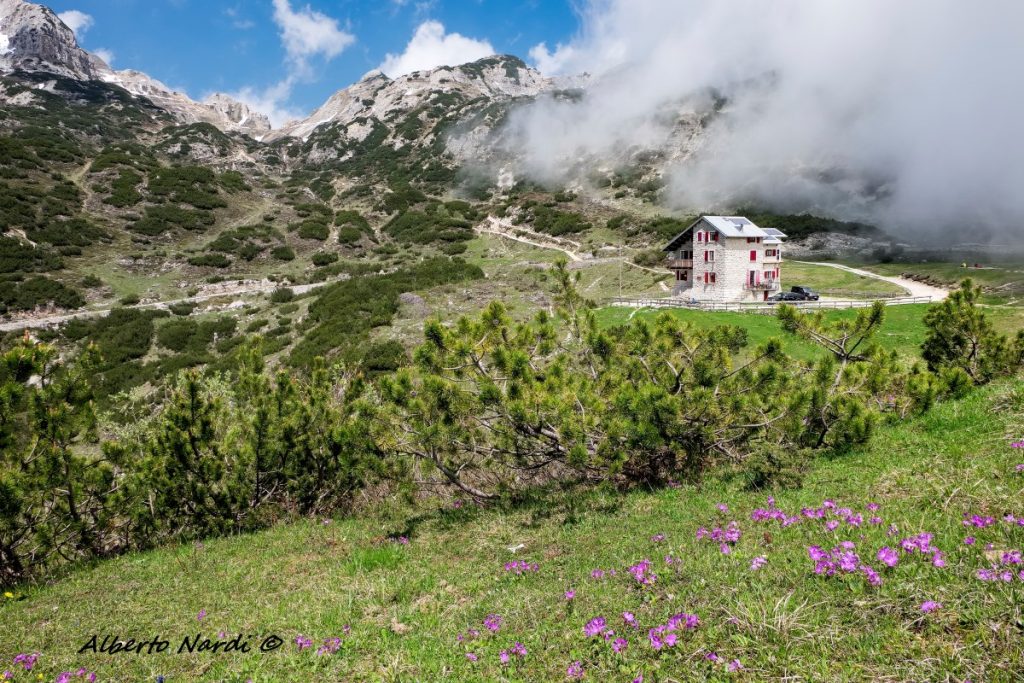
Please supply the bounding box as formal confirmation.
[0,0,99,79]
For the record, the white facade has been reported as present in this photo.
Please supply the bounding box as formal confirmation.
[663,216,785,303]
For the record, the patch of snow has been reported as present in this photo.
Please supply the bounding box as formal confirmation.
[0,32,10,56]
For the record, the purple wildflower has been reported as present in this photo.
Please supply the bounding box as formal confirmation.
[920,601,941,613]
[564,589,575,601]
[316,637,342,656]
[484,614,503,632]
[612,637,628,653]
[12,654,39,671]
[751,556,768,570]
[566,661,585,679]
[584,616,607,638]
[877,546,899,568]
[465,652,478,662]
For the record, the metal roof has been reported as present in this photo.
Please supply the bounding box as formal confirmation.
[663,216,776,251]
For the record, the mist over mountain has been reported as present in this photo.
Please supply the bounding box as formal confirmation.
[502,0,1024,238]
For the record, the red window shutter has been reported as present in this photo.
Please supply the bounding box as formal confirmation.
[704,251,708,262]
[750,250,756,261]
[713,232,719,242]
[711,272,716,283]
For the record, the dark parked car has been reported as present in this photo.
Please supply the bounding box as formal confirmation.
[767,291,804,303]
[789,285,820,301]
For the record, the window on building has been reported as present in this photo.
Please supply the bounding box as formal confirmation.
[749,250,757,261]
[710,272,717,283]
[712,232,719,242]
[746,237,755,243]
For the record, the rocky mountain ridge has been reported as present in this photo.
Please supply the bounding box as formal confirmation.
[269,56,553,142]
[0,0,270,137]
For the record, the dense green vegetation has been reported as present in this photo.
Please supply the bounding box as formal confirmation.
[0,275,84,314]
[3,274,1020,587]
[382,198,480,252]
[290,257,484,366]
[514,200,593,236]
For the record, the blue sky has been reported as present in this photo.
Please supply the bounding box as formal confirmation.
[45,0,581,122]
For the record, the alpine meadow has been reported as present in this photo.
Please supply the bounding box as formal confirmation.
[2,1,1024,681]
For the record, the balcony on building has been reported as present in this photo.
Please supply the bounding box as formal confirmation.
[745,278,780,291]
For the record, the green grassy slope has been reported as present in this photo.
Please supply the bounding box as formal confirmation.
[3,376,1022,682]
[783,262,907,298]
[596,304,933,361]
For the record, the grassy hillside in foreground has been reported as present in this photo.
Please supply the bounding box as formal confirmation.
[2,377,1023,682]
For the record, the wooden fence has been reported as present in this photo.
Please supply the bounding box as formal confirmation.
[605,296,932,314]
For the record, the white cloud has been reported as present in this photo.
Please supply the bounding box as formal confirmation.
[379,21,494,78]
[93,48,115,66]
[224,1,354,130]
[57,10,94,39]
[504,0,1024,236]
[528,42,578,76]
[272,0,355,76]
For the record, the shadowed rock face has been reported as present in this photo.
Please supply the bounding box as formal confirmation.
[0,0,99,79]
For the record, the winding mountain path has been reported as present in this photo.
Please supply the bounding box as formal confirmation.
[795,261,949,301]
[476,217,585,261]
[0,278,339,333]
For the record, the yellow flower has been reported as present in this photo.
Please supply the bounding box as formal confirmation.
[3,591,12,599]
